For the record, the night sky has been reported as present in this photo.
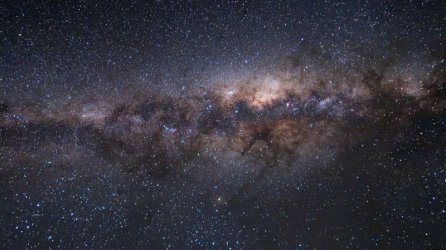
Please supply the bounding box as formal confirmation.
[1,0,446,249]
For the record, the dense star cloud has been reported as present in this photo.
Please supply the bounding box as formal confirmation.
[1,0,445,249]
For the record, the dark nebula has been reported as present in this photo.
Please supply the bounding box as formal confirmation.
[1,1,445,249]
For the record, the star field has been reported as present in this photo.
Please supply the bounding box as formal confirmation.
[1,0,445,249]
